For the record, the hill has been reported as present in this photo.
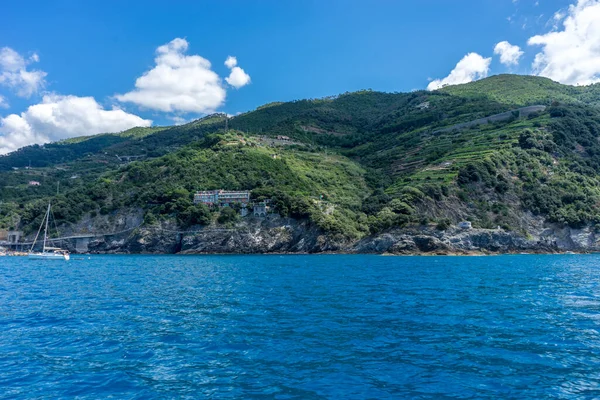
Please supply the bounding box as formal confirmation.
[2,74,600,254]
[441,74,600,107]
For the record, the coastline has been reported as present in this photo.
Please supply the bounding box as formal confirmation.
[8,213,600,257]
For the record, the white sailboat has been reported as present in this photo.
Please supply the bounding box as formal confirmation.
[28,202,70,261]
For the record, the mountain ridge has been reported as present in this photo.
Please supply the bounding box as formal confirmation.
[2,74,600,254]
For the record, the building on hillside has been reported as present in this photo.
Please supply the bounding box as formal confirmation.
[253,202,268,217]
[277,135,291,141]
[7,231,22,243]
[194,191,219,205]
[0,230,22,243]
[458,221,472,230]
[194,190,250,206]
[28,181,41,186]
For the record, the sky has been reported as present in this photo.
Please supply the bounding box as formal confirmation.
[0,0,599,154]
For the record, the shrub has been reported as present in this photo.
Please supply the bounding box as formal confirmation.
[218,207,239,224]
[178,204,211,227]
[436,218,451,231]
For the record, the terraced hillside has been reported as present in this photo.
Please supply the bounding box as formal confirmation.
[2,75,600,253]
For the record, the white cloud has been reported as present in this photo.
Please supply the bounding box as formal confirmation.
[494,41,525,66]
[0,94,151,154]
[528,0,600,85]
[553,11,566,21]
[427,53,492,90]
[225,67,251,89]
[170,115,189,125]
[0,47,26,71]
[224,55,251,89]
[0,47,47,97]
[0,95,8,109]
[225,56,237,69]
[116,38,227,114]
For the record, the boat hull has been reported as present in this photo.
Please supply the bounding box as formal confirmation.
[28,253,69,260]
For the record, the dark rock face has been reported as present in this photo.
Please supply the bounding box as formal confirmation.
[84,216,347,254]
[72,212,596,255]
[354,227,559,255]
[413,235,449,253]
[177,217,336,254]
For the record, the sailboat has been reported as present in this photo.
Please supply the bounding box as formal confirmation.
[28,202,70,261]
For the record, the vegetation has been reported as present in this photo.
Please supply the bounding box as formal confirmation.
[2,74,600,240]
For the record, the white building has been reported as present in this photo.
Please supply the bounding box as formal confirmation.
[253,202,268,217]
[194,190,250,206]
[458,221,472,229]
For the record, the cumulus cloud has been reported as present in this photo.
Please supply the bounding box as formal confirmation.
[528,0,600,85]
[225,67,251,89]
[224,56,237,69]
[0,94,151,154]
[494,41,525,66]
[170,115,189,126]
[224,56,251,88]
[0,47,47,97]
[427,53,492,90]
[116,38,227,113]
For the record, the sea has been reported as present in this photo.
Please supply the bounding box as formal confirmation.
[1,254,600,399]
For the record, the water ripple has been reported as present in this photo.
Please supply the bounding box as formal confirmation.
[2,254,600,398]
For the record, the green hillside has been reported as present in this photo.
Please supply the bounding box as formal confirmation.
[441,74,600,107]
[2,74,600,240]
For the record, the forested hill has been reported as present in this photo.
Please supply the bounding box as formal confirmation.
[2,74,600,247]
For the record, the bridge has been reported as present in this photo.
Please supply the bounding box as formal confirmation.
[0,225,247,253]
[0,226,141,253]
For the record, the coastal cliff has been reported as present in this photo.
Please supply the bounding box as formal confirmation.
[3,75,600,254]
[59,211,598,255]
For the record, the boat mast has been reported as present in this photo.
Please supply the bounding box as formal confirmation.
[29,210,46,253]
[42,202,50,253]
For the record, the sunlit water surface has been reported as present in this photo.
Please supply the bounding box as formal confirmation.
[2,254,600,398]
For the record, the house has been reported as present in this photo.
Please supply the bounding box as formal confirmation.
[458,221,472,230]
[0,230,23,243]
[28,181,41,186]
[277,135,291,141]
[194,190,219,205]
[194,190,250,206]
[7,231,22,243]
[253,202,268,217]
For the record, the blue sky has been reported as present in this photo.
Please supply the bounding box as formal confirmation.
[0,0,598,153]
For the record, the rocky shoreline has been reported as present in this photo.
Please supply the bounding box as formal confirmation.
[49,211,600,255]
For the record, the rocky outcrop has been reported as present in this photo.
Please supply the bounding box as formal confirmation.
[62,210,600,255]
[356,221,600,254]
[176,215,338,254]
[355,227,553,255]
[84,215,349,254]
[58,208,144,238]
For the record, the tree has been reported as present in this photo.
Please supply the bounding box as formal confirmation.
[178,204,211,227]
[218,207,239,224]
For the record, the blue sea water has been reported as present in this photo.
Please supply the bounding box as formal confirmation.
[1,255,600,399]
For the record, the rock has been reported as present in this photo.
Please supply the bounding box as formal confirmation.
[60,208,600,255]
